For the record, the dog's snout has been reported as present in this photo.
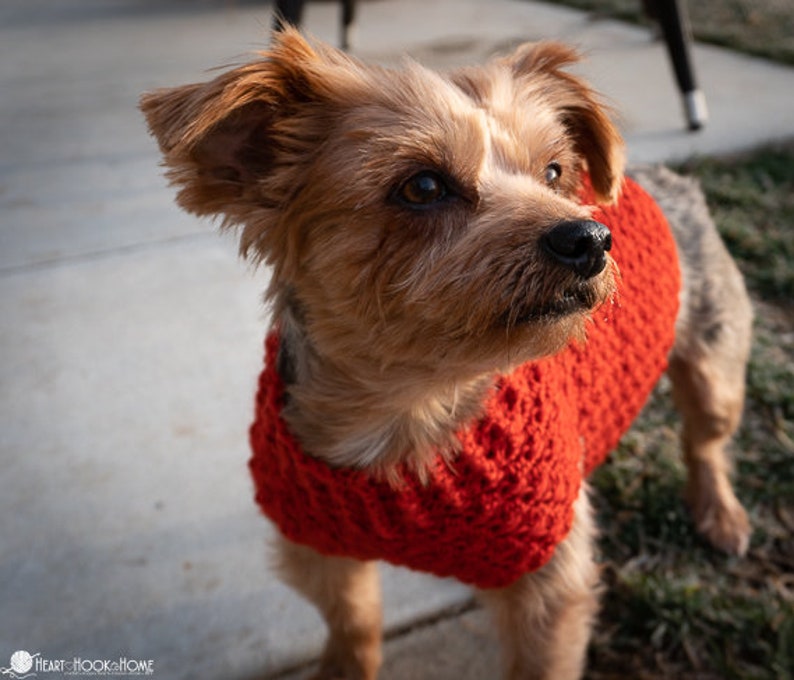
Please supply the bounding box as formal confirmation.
[542,220,612,279]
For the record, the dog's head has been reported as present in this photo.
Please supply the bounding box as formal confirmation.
[141,30,623,375]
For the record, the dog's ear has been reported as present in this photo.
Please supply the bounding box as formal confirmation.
[506,42,625,203]
[139,29,326,223]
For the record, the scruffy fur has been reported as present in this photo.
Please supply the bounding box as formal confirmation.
[141,30,752,680]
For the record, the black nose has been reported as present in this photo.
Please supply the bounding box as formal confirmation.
[541,220,612,279]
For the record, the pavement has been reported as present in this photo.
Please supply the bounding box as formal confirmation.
[1,0,792,678]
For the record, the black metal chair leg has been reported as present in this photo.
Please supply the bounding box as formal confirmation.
[273,0,305,33]
[652,0,708,130]
[273,0,356,52]
[341,0,357,51]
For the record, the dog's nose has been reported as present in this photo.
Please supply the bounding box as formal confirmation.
[541,220,612,279]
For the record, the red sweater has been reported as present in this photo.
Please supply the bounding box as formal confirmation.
[249,177,680,589]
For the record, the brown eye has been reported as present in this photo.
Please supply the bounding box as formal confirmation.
[544,162,562,188]
[399,171,448,207]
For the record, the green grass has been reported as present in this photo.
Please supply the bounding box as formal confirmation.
[587,145,794,679]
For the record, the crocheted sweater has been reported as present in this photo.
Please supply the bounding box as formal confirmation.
[249,176,681,589]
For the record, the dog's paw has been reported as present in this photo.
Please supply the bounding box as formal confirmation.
[690,493,751,556]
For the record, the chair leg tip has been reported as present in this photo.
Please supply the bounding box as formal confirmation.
[684,89,709,131]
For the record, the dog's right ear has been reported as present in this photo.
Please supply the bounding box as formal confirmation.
[139,29,322,224]
[505,41,625,204]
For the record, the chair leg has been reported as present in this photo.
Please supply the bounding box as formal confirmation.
[649,0,708,130]
[273,0,306,32]
[273,0,356,52]
[340,0,357,51]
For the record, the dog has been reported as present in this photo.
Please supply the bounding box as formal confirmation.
[141,29,753,680]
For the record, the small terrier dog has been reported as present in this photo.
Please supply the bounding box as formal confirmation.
[141,29,753,680]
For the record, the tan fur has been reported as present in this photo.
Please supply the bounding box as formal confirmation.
[479,488,600,680]
[141,30,752,679]
[141,31,620,479]
[632,164,753,557]
[277,538,383,680]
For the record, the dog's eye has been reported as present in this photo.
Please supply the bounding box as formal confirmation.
[398,171,448,207]
[544,162,562,188]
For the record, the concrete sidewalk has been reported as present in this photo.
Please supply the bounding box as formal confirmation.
[1,1,792,679]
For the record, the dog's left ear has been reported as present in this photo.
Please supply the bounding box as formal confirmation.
[507,42,625,203]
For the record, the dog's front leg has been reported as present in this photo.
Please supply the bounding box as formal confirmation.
[478,488,599,680]
[275,534,383,680]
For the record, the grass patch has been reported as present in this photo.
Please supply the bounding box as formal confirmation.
[587,145,794,679]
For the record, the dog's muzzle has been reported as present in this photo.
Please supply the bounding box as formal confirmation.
[541,220,612,279]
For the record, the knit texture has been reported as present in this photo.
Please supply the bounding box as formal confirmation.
[249,176,681,589]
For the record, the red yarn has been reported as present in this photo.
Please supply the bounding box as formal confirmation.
[249,176,681,589]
